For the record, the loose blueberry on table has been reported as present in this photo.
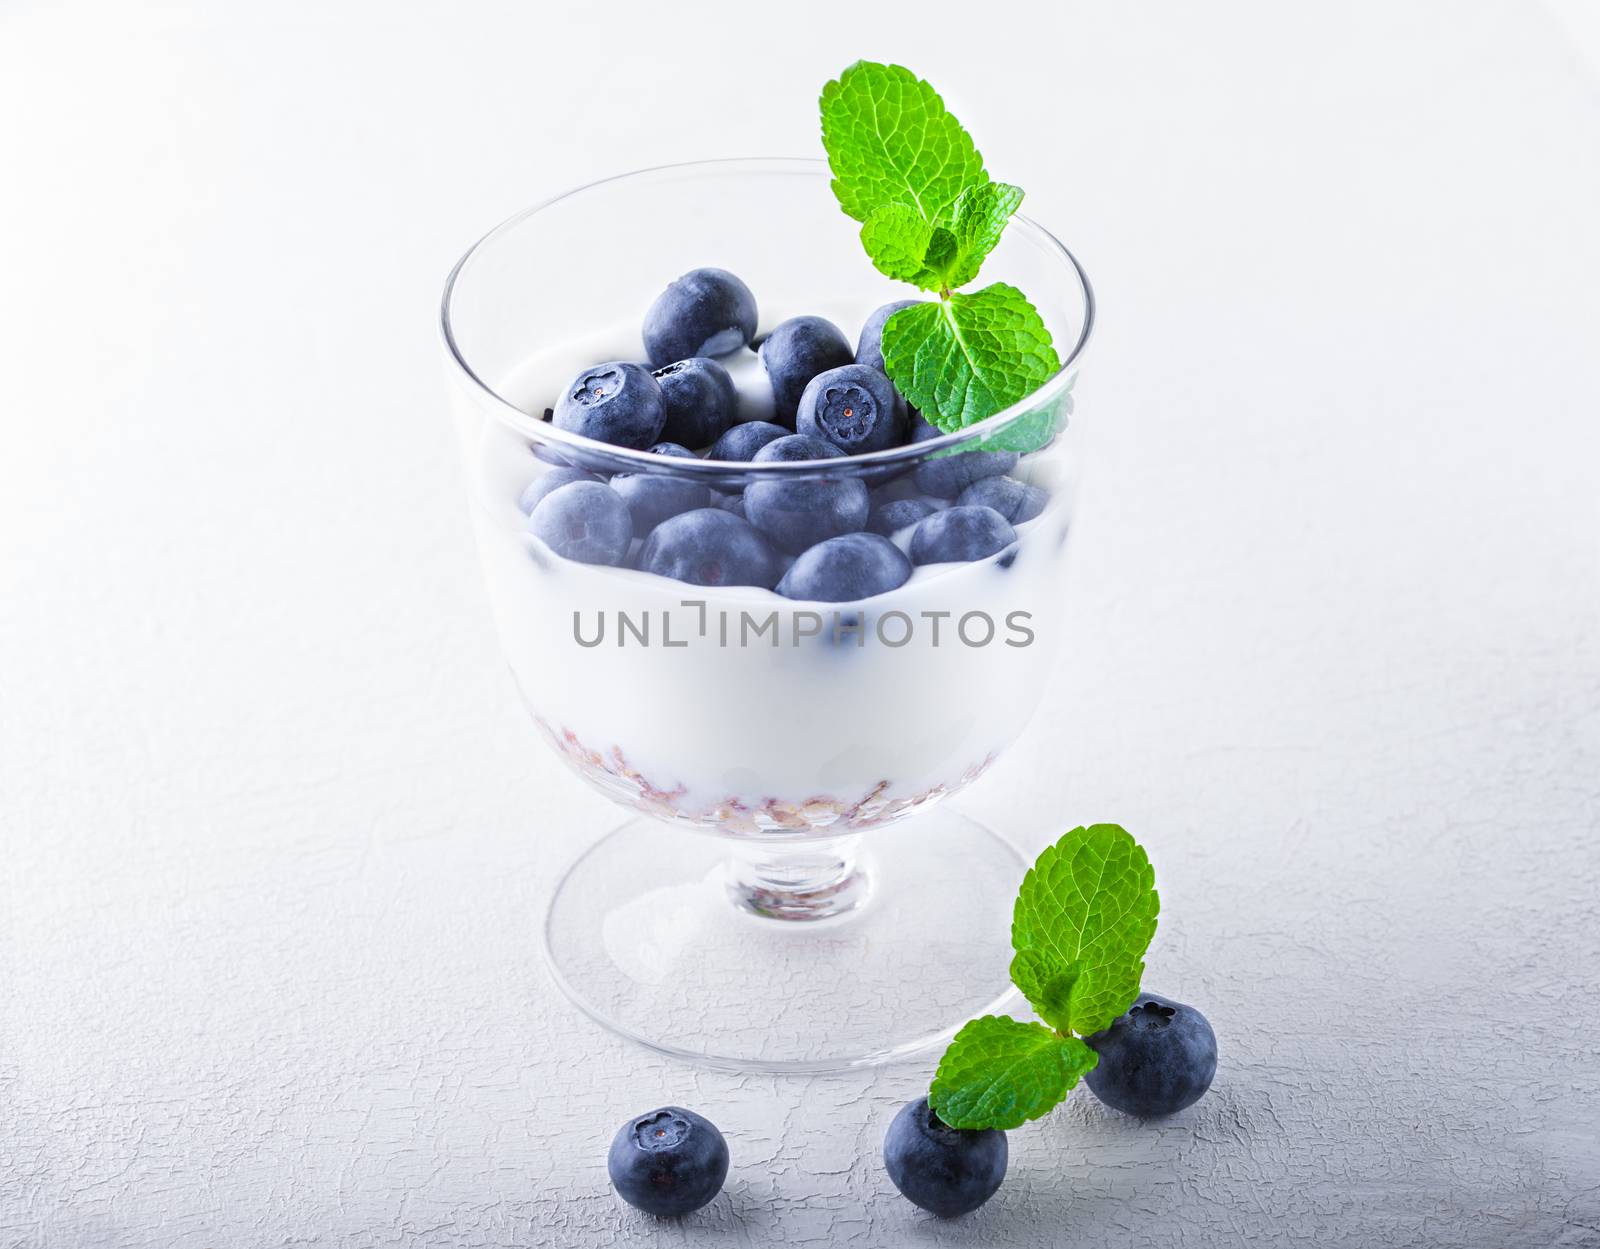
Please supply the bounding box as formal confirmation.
[1084,992,1218,1118]
[887,823,1217,1214]
[883,1096,1007,1218]
[607,1105,729,1217]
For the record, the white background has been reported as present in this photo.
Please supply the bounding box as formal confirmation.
[3,2,1599,1246]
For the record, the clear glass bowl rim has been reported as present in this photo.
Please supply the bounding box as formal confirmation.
[438,157,1095,478]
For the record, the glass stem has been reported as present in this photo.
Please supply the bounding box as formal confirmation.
[724,834,870,922]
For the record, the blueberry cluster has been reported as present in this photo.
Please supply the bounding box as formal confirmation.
[607,997,1216,1222]
[883,994,1217,1218]
[522,268,1049,602]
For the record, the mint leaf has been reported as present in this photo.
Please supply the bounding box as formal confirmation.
[1011,824,1160,1036]
[881,283,1061,432]
[1008,947,1080,1033]
[968,384,1072,455]
[929,1016,1098,1130]
[862,184,1023,293]
[820,61,985,228]
[859,204,941,289]
[941,181,1024,289]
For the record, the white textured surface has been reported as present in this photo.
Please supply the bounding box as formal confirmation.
[3,3,1599,1246]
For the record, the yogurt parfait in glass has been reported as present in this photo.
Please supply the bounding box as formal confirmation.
[442,156,1092,1070]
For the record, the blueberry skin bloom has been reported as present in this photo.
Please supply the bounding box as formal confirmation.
[909,505,1017,565]
[1085,992,1218,1118]
[639,508,780,589]
[553,361,665,450]
[796,363,906,454]
[642,269,758,368]
[908,417,1019,498]
[957,476,1049,524]
[758,316,853,426]
[855,299,921,373]
[526,480,633,566]
[777,532,912,602]
[867,497,938,537]
[883,1097,1007,1218]
[652,357,739,449]
[517,465,600,514]
[743,434,869,556]
[611,443,711,538]
[608,1105,730,1218]
[708,420,790,465]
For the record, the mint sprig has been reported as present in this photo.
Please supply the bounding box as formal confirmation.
[820,62,1060,439]
[929,825,1160,1130]
[929,1016,1098,1131]
[819,61,983,233]
[879,285,1059,433]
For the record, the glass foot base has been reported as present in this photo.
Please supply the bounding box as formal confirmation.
[540,809,1024,1072]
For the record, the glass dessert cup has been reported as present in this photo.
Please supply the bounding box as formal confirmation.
[441,159,1093,1071]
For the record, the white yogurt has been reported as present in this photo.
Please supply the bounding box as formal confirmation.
[465,306,1075,834]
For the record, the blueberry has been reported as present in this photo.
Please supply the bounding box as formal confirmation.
[957,476,1048,524]
[652,357,738,449]
[866,497,937,537]
[758,316,853,426]
[777,533,912,602]
[518,466,600,514]
[611,443,711,538]
[1084,993,1218,1118]
[642,268,758,368]
[743,434,869,555]
[553,361,665,450]
[712,491,746,519]
[855,299,922,373]
[909,505,1017,565]
[708,420,789,464]
[796,364,906,455]
[526,480,633,566]
[754,434,843,464]
[909,417,1019,498]
[638,508,779,589]
[607,1105,729,1218]
[883,1097,1007,1218]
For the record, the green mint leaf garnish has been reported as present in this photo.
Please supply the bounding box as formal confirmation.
[940,181,1024,289]
[925,826,1161,1131]
[859,203,944,289]
[1012,824,1160,1036]
[1007,947,1080,1034]
[860,184,1023,294]
[820,61,985,229]
[879,284,1061,430]
[819,63,1063,446]
[929,1016,1098,1130]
